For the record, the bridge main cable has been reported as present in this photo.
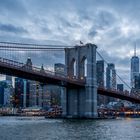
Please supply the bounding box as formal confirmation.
[0,41,73,51]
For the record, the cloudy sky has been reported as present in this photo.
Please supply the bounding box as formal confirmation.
[0,0,140,87]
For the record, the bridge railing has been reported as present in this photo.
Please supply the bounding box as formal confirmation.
[98,87,140,100]
[0,57,85,83]
[0,57,24,67]
[0,56,62,76]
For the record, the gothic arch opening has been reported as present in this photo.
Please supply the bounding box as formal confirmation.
[80,56,87,79]
[70,58,77,77]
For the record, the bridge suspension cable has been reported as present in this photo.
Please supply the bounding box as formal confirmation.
[0,41,72,51]
[0,41,66,70]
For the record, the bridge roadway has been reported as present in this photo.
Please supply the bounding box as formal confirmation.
[0,57,85,88]
[0,57,140,103]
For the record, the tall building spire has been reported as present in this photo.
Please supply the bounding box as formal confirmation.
[131,42,139,87]
[134,42,136,56]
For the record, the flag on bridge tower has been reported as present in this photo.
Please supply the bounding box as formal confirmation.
[80,41,84,45]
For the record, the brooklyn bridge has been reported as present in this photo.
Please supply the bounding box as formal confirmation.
[0,42,139,118]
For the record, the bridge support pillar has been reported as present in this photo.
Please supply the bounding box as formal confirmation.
[66,88,78,118]
[66,87,86,118]
[66,86,97,118]
[60,87,67,117]
[85,85,97,118]
[65,43,97,118]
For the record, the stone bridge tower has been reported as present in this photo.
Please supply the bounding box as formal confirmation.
[62,43,97,118]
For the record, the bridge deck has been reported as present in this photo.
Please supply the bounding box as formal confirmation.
[98,88,140,104]
[0,57,85,87]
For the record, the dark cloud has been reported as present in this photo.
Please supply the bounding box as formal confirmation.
[0,23,28,34]
[96,10,117,29]
[88,30,97,38]
[0,0,27,17]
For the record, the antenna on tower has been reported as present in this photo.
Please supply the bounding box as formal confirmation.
[134,42,136,56]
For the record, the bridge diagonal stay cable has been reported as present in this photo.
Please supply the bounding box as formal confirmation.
[96,51,131,90]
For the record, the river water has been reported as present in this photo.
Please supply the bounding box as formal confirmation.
[0,117,140,140]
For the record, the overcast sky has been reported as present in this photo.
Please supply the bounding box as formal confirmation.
[0,0,140,87]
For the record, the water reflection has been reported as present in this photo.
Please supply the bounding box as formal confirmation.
[0,117,139,140]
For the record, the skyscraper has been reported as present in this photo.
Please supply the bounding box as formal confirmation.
[0,85,4,106]
[117,84,124,92]
[106,63,116,90]
[131,45,139,87]
[54,63,65,76]
[15,78,30,108]
[0,80,13,107]
[96,60,104,88]
[96,60,105,105]
[6,75,12,82]
[29,81,51,108]
[106,63,116,103]
[134,74,140,90]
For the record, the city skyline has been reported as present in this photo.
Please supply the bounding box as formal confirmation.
[0,1,140,140]
[0,0,140,86]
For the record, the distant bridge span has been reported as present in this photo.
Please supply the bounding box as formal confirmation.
[0,57,140,104]
[98,88,140,104]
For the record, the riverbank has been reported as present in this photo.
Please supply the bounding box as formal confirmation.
[1,113,140,120]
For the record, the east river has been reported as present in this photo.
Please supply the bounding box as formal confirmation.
[0,117,140,140]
